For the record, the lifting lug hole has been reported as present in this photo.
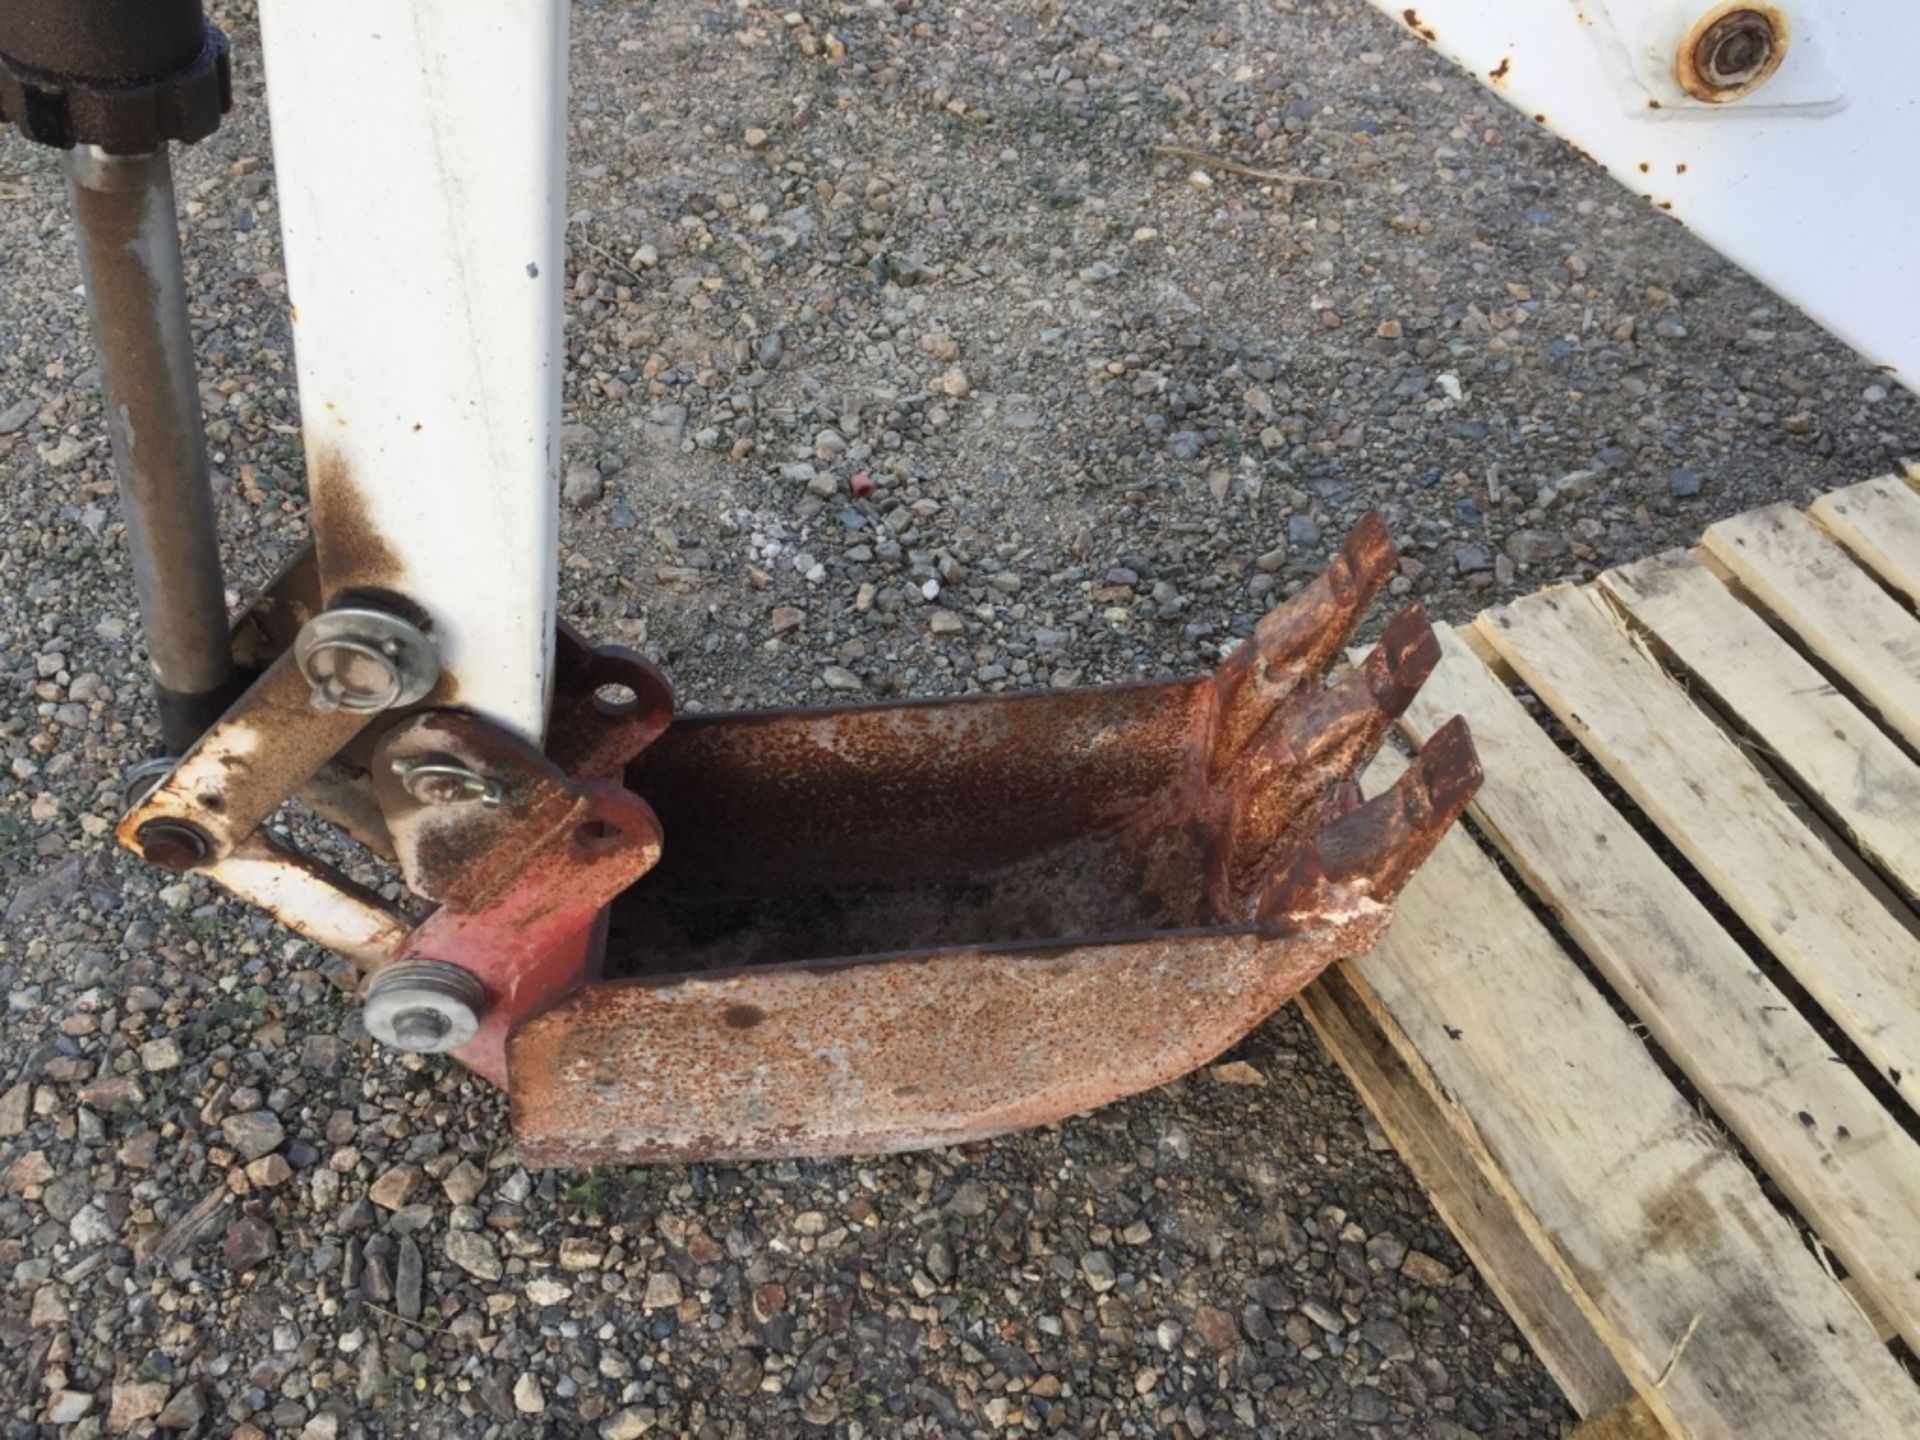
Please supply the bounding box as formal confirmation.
[593,680,640,716]
[575,817,622,852]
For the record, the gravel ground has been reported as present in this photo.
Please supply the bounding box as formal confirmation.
[4,1,1917,1437]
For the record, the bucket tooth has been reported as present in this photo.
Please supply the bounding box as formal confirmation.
[1209,509,1397,778]
[1224,605,1441,898]
[1258,715,1481,937]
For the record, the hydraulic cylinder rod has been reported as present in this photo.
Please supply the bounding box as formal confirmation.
[66,145,235,752]
[2,0,235,753]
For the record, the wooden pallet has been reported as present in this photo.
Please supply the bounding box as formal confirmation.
[1299,471,1920,1440]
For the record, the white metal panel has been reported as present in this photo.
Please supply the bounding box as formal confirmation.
[1366,1,1920,388]
[257,0,568,743]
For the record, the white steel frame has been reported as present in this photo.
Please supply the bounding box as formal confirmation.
[256,0,569,745]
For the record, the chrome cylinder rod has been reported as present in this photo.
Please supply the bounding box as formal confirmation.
[65,144,234,753]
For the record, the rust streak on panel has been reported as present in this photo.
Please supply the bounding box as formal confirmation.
[308,442,404,599]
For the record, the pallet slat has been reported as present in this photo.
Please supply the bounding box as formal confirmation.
[1339,749,1920,1440]
[1809,473,1920,606]
[1572,1400,1667,1440]
[1702,504,1920,748]
[1475,587,1920,1114]
[1297,973,1636,1419]
[1599,550,1920,901]
[1395,626,1920,1356]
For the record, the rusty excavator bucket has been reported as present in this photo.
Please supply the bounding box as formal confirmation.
[514,512,1481,1162]
[120,510,1479,1165]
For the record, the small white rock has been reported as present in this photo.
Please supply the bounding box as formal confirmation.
[69,1203,114,1247]
[45,1391,93,1424]
[1210,1060,1266,1087]
[513,1372,546,1414]
[602,1408,657,1440]
[140,1037,183,1072]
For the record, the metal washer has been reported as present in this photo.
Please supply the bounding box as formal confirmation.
[294,605,440,714]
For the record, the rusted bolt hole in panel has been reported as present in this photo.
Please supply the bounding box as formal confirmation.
[1676,5,1787,102]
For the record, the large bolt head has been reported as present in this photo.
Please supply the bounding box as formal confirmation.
[122,756,178,811]
[391,756,505,808]
[136,818,210,871]
[390,1007,454,1051]
[305,639,404,712]
[363,961,486,1055]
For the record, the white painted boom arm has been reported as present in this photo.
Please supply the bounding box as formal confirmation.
[256,0,569,743]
